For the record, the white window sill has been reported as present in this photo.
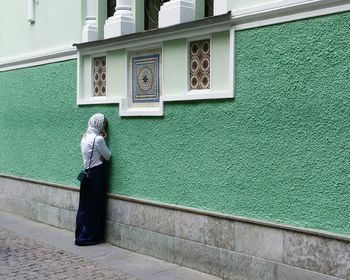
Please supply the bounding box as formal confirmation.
[77,96,119,105]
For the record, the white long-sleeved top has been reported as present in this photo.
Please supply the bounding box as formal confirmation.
[81,133,111,169]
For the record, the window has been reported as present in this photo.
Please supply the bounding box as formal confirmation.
[92,57,107,96]
[189,39,211,90]
[107,0,116,18]
[76,10,234,111]
[205,0,214,17]
[144,0,170,30]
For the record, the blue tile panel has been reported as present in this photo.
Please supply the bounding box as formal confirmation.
[132,54,160,103]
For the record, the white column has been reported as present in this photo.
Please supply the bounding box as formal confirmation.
[158,0,195,28]
[104,0,135,39]
[214,0,228,16]
[27,0,35,23]
[82,0,98,42]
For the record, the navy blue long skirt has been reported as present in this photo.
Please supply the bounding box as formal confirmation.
[75,164,107,246]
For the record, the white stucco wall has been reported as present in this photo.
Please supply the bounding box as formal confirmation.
[0,0,83,60]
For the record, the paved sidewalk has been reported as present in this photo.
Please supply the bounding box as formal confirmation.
[0,211,221,280]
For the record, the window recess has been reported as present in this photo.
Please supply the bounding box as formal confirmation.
[144,0,170,30]
[75,12,234,115]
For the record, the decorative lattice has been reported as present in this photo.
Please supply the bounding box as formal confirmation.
[132,54,160,103]
[93,57,106,96]
[189,39,210,91]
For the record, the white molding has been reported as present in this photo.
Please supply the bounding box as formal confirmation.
[158,0,195,28]
[78,25,235,111]
[76,53,82,106]
[232,0,350,31]
[214,0,228,16]
[77,97,119,105]
[0,47,77,72]
[118,49,164,116]
[77,51,115,105]
[229,26,235,98]
[82,0,98,42]
[104,0,135,39]
[164,91,232,102]
[79,22,232,55]
[1,0,349,72]
[119,97,164,117]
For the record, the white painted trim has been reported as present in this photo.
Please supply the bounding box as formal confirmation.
[78,24,235,109]
[229,26,235,98]
[77,51,119,105]
[164,90,232,102]
[1,0,349,73]
[76,53,81,106]
[79,22,232,55]
[77,97,120,105]
[119,97,164,117]
[118,48,164,116]
[232,0,350,31]
[0,47,77,72]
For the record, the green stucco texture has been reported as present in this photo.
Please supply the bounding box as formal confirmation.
[1,12,349,234]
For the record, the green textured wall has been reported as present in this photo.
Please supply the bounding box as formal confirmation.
[1,12,350,235]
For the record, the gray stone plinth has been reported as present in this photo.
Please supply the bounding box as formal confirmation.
[235,221,283,262]
[1,176,350,280]
[106,220,121,246]
[175,211,207,243]
[130,203,175,236]
[283,232,329,275]
[276,264,343,280]
[121,225,175,262]
[327,239,350,279]
[205,216,235,250]
[36,202,60,227]
[220,249,276,280]
[174,238,221,277]
[59,208,77,232]
[107,199,131,224]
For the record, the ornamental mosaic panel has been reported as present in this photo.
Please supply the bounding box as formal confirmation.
[189,39,211,90]
[93,57,106,96]
[132,54,160,103]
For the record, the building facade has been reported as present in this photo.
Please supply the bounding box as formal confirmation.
[1,0,350,279]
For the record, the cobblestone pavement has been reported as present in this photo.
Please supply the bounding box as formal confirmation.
[0,227,139,280]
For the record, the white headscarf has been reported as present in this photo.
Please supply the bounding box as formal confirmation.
[86,113,105,134]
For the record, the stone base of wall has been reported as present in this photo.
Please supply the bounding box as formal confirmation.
[0,176,349,280]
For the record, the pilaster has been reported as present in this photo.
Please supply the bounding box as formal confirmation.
[82,0,98,42]
[104,0,135,39]
[214,0,228,16]
[158,0,195,28]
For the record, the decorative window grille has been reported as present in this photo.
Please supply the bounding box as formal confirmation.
[144,0,170,30]
[189,39,210,90]
[92,57,107,96]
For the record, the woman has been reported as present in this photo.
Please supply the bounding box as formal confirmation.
[75,113,111,246]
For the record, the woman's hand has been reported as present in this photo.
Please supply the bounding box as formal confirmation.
[101,130,108,139]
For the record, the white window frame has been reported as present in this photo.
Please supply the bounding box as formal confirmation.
[91,53,108,99]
